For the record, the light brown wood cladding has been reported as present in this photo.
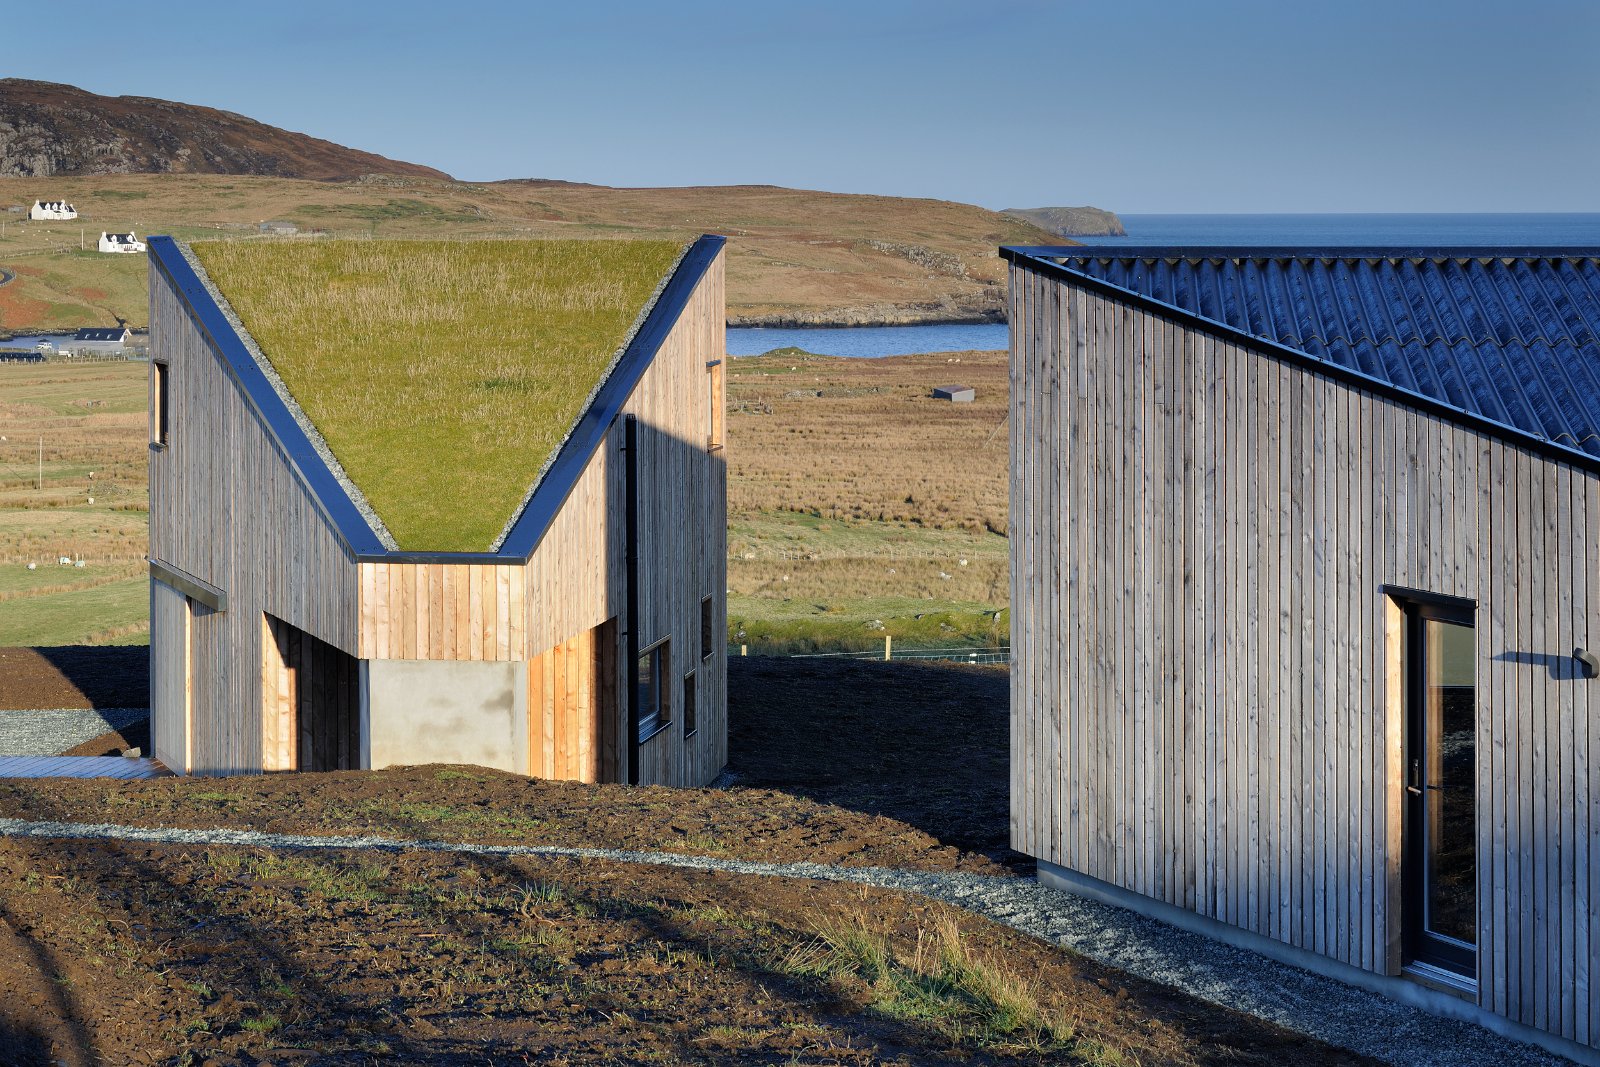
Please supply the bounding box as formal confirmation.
[149,246,727,788]
[529,619,618,782]
[1009,260,1598,1052]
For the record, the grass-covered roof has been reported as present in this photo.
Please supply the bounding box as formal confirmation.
[190,238,685,552]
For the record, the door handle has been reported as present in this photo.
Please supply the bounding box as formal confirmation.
[1406,758,1423,796]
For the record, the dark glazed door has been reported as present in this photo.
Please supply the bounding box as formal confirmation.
[1403,600,1477,979]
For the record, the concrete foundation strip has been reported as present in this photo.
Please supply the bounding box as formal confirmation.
[0,817,1571,1067]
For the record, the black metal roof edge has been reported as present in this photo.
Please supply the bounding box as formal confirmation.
[1001,246,1600,478]
[1002,244,1600,261]
[148,237,386,558]
[353,233,728,565]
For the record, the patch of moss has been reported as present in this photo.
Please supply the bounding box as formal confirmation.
[191,238,684,551]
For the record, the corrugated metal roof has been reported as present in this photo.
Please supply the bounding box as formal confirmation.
[1044,250,1600,460]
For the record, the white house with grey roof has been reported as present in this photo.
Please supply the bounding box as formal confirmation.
[98,231,145,254]
[29,199,76,220]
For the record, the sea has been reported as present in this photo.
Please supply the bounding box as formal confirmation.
[725,213,1600,358]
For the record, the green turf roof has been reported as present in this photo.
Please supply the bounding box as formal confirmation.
[190,238,686,553]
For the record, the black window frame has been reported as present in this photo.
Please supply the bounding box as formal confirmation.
[152,360,171,447]
[700,595,716,662]
[635,637,670,744]
[1399,592,1478,981]
[683,668,697,739]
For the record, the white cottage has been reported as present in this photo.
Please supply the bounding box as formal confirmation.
[98,232,147,254]
[30,200,77,221]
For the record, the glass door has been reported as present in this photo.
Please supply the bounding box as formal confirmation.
[1404,600,1477,979]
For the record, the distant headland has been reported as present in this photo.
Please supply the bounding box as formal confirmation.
[1002,205,1127,238]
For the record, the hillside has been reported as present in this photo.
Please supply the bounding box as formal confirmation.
[1003,205,1126,238]
[0,79,448,182]
[0,173,1065,331]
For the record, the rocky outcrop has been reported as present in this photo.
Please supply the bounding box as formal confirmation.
[1002,205,1126,238]
[857,239,969,278]
[0,79,449,182]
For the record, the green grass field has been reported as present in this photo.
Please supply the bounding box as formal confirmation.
[0,361,149,644]
[0,571,148,645]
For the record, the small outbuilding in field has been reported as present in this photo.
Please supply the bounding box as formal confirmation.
[1005,244,1600,1064]
[146,235,729,787]
[932,384,974,403]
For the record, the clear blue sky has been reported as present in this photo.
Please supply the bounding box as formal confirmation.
[12,0,1599,213]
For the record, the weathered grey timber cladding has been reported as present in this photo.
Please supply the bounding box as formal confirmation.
[1007,252,1598,1057]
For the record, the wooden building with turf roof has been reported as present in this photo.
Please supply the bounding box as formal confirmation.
[146,235,728,787]
[1005,245,1600,1063]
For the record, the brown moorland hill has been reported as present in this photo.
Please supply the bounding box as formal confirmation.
[0,172,1066,330]
[0,79,449,182]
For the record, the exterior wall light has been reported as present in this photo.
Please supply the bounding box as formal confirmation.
[1575,648,1599,679]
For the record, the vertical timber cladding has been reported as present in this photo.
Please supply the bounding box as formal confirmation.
[148,264,360,775]
[1008,260,1599,1050]
[351,247,730,788]
[149,580,190,772]
[616,246,728,787]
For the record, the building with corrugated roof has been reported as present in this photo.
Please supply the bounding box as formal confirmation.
[1004,245,1600,1064]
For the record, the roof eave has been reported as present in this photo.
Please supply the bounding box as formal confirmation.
[1001,245,1600,478]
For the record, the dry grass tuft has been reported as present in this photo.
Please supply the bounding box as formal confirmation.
[781,907,1129,1061]
[191,238,685,551]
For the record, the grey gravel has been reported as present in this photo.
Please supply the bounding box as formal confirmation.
[0,708,146,756]
[0,816,1574,1066]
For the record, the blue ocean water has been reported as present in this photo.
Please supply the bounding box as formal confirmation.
[727,214,1600,357]
[1069,212,1600,247]
[726,322,1006,358]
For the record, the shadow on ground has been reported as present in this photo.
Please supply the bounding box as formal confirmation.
[0,646,148,711]
[727,655,1019,870]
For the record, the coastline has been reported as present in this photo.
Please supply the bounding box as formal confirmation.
[727,306,1006,330]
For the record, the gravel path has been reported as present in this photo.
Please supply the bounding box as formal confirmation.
[0,816,1573,1067]
[0,707,147,756]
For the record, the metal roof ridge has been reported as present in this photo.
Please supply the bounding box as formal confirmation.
[1009,243,1600,260]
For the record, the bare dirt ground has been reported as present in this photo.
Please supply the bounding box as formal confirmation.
[0,841,1374,1067]
[0,646,147,710]
[0,649,1382,1065]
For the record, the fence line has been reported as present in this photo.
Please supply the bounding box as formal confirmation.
[729,642,1011,666]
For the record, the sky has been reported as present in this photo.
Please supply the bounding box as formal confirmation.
[10,0,1600,214]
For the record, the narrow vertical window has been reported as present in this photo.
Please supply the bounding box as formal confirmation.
[636,638,669,742]
[1401,595,1477,981]
[700,595,716,661]
[706,358,724,450]
[683,669,697,738]
[152,361,170,446]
